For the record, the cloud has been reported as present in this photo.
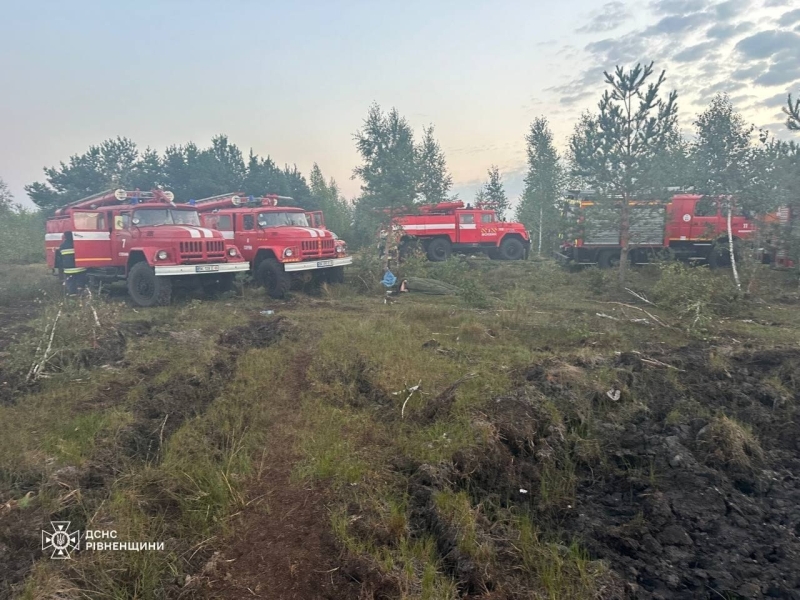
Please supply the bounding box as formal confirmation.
[673,41,717,61]
[764,91,791,107]
[714,0,751,20]
[753,59,800,86]
[735,30,800,60]
[649,0,709,14]
[576,2,631,34]
[778,8,800,27]
[697,79,747,97]
[706,21,754,39]
[731,62,768,79]
[764,0,789,6]
[643,12,715,36]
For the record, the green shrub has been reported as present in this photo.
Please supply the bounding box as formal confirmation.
[652,263,739,328]
[0,209,45,264]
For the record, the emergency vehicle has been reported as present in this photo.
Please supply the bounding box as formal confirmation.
[390,201,531,261]
[45,189,249,306]
[192,193,352,298]
[557,193,759,268]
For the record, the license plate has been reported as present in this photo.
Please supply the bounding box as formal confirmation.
[196,265,220,273]
[317,260,334,267]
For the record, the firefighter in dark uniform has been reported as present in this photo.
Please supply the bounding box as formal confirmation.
[58,232,86,295]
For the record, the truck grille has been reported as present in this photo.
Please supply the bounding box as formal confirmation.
[179,240,226,262]
[300,239,336,259]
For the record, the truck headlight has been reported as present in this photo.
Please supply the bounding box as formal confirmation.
[228,247,237,257]
[336,245,345,253]
[156,250,168,260]
[284,248,294,258]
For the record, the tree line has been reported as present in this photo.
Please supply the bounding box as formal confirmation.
[521,64,800,287]
[5,70,800,270]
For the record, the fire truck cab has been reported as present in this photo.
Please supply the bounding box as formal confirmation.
[193,193,352,298]
[45,189,248,306]
[392,201,531,261]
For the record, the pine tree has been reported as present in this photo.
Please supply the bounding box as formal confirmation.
[309,163,352,237]
[517,117,564,255]
[570,62,678,284]
[482,166,509,218]
[692,94,756,290]
[785,94,800,131]
[416,125,452,204]
[353,103,418,210]
[352,104,419,247]
[0,177,14,213]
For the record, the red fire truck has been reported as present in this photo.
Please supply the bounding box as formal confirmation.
[192,193,352,298]
[390,201,531,261]
[557,193,759,268]
[45,189,249,306]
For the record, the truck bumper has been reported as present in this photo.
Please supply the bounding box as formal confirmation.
[154,262,250,276]
[283,256,353,272]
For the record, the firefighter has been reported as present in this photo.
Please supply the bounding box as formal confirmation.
[58,232,86,295]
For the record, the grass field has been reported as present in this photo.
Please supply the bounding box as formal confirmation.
[1,257,800,599]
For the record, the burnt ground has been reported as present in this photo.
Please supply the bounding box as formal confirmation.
[185,351,371,600]
[404,345,800,599]
[0,316,300,599]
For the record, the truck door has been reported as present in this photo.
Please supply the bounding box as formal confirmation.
[668,196,694,241]
[479,212,497,243]
[112,211,133,263]
[306,211,325,229]
[457,212,479,244]
[238,213,257,258]
[204,213,235,240]
[72,210,112,267]
[690,197,719,240]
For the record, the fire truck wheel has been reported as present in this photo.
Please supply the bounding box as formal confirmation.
[256,258,290,299]
[426,238,452,262]
[127,262,172,307]
[597,250,620,269]
[708,241,740,269]
[499,237,525,260]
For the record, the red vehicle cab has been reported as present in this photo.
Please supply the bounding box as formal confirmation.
[558,193,758,268]
[391,201,531,261]
[45,189,248,306]
[193,193,352,298]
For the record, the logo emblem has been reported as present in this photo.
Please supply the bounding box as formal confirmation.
[42,521,80,559]
[682,214,691,222]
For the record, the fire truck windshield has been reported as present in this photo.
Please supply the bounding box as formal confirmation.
[258,212,309,228]
[132,209,201,227]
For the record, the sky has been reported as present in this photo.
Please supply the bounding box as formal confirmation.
[1,0,799,210]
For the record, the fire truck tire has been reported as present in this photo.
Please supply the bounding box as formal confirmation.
[256,258,291,299]
[127,262,172,307]
[499,237,525,260]
[708,240,741,269]
[597,250,620,269]
[426,238,452,262]
[325,267,345,284]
